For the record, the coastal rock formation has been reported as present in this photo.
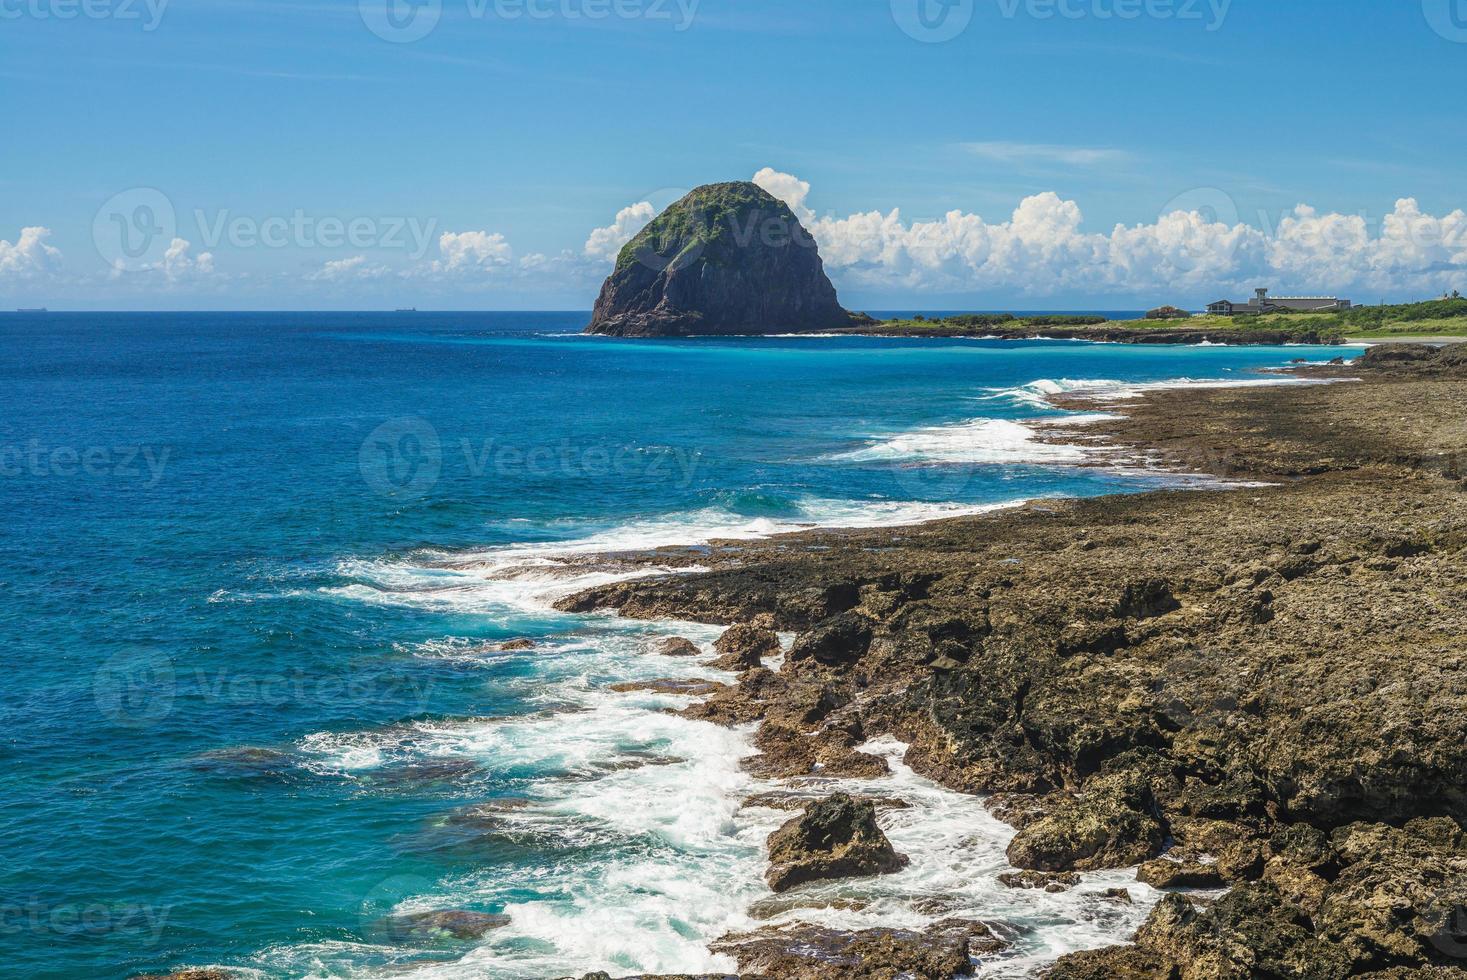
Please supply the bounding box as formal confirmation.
[764,793,909,892]
[1135,857,1225,890]
[710,918,1004,979]
[1358,341,1467,374]
[1006,768,1167,872]
[382,909,511,941]
[585,182,860,337]
[708,622,780,671]
[657,636,702,657]
[997,869,1081,892]
[555,349,1467,975]
[1145,306,1191,320]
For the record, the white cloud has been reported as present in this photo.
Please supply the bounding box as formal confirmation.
[961,141,1131,167]
[753,167,815,224]
[584,202,656,263]
[746,168,1467,300]
[307,254,393,282]
[0,226,62,281]
[159,238,216,283]
[430,230,512,276]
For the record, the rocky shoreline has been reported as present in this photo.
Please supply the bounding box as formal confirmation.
[543,343,1467,978]
[141,346,1467,980]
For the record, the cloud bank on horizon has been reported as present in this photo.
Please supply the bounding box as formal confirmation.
[5,169,1467,305]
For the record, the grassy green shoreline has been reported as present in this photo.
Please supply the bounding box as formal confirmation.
[838,297,1467,344]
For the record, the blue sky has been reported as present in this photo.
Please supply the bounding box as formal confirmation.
[2,0,1465,310]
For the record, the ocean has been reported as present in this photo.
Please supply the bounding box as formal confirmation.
[0,311,1353,979]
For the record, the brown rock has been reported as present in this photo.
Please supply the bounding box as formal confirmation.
[1137,858,1226,889]
[1006,770,1166,872]
[382,909,511,941]
[1043,945,1175,979]
[997,869,1081,892]
[606,678,725,696]
[744,721,889,780]
[709,622,781,671]
[657,636,702,657]
[764,793,909,892]
[711,918,1002,980]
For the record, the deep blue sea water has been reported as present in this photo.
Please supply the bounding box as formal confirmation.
[0,312,1353,979]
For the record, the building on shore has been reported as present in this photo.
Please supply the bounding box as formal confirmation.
[1207,288,1352,316]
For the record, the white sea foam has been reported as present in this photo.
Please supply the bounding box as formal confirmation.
[833,418,1095,466]
[281,367,1316,978]
[745,737,1162,976]
[978,373,1340,412]
[320,496,1019,616]
[283,710,1162,978]
[281,620,767,979]
[833,376,1329,468]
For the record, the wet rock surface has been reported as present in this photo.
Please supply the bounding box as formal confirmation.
[998,869,1082,892]
[658,636,703,657]
[557,352,1467,976]
[708,622,781,671]
[1136,857,1225,890]
[764,793,909,892]
[710,917,1004,979]
[607,677,726,696]
[381,909,511,941]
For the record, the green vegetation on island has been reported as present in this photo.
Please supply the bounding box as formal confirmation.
[842,296,1467,344]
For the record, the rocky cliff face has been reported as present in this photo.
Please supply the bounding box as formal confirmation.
[585,181,859,337]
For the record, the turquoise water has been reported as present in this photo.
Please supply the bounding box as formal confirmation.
[1,312,1352,979]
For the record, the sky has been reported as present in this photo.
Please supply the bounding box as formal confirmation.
[2,0,1465,311]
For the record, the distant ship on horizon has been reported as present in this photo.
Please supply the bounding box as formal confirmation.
[17,307,48,313]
